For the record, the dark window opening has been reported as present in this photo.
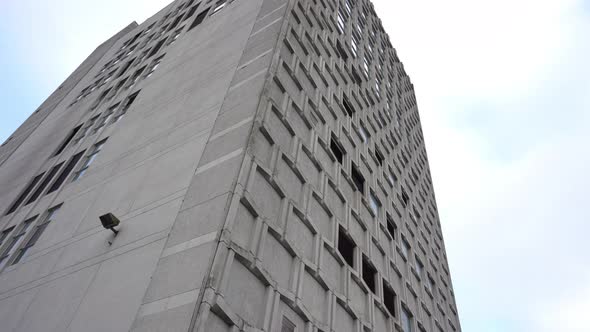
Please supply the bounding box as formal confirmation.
[343,96,355,116]
[92,87,112,109]
[46,150,85,194]
[168,15,183,31]
[0,227,15,246]
[362,256,377,293]
[114,91,140,123]
[351,165,365,194]
[330,138,345,164]
[281,317,296,332]
[25,162,63,205]
[338,227,355,267]
[123,91,139,110]
[126,32,142,47]
[118,59,134,78]
[336,40,348,60]
[183,3,201,21]
[375,146,384,166]
[401,189,410,207]
[0,217,36,266]
[351,67,363,84]
[386,217,396,240]
[53,124,82,156]
[5,173,45,215]
[383,282,397,317]
[148,38,166,58]
[189,8,210,31]
[12,205,60,265]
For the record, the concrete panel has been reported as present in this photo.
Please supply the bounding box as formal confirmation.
[301,270,327,324]
[0,288,37,331]
[225,258,267,328]
[249,168,283,226]
[261,232,293,289]
[131,302,194,332]
[204,311,233,332]
[74,162,150,235]
[167,193,230,248]
[67,239,165,332]
[143,242,214,303]
[334,302,356,332]
[285,209,315,262]
[231,201,257,250]
[15,266,98,332]
[132,134,207,209]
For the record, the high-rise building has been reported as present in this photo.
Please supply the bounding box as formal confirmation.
[0,0,461,331]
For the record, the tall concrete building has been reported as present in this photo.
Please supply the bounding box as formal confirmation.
[0,0,461,331]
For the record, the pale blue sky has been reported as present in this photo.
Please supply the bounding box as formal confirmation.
[1,0,589,331]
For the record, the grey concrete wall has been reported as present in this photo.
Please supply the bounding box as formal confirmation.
[0,0,278,331]
[0,0,461,331]
[187,1,462,332]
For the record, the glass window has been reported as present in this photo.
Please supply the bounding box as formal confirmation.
[401,306,413,332]
[12,205,61,265]
[363,57,370,78]
[73,115,99,145]
[358,125,369,143]
[0,216,36,269]
[401,237,410,258]
[5,173,45,215]
[212,0,227,14]
[281,317,295,332]
[146,56,165,78]
[113,91,139,123]
[337,11,346,33]
[47,151,85,194]
[427,275,435,293]
[72,139,108,181]
[126,66,146,90]
[0,227,15,246]
[415,257,424,278]
[369,192,380,215]
[93,103,119,133]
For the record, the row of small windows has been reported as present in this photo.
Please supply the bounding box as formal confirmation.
[335,224,423,332]
[0,205,61,270]
[304,0,403,102]
[297,0,457,326]
[288,16,454,323]
[324,134,438,265]
[4,136,110,216]
[283,0,457,327]
[300,8,448,286]
[74,0,237,108]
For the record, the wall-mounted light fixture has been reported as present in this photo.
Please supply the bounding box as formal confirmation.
[99,213,120,235]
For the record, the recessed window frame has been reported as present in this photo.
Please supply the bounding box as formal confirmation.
[47,150,85,194]
[330,137,345,164]
[338,227,356,267]
[72,139,108,181]
[362,255,377,293]
[0,216,37,269]
[12,205,61,265]
[351,164,365,194]
[401,305,414,332]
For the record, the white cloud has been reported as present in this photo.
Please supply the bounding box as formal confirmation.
[536,274,590,332]
[372,0,590,331]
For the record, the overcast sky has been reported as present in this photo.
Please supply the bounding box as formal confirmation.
[1,0,589,331]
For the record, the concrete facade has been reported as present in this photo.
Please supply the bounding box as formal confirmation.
[0,0,461,331]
